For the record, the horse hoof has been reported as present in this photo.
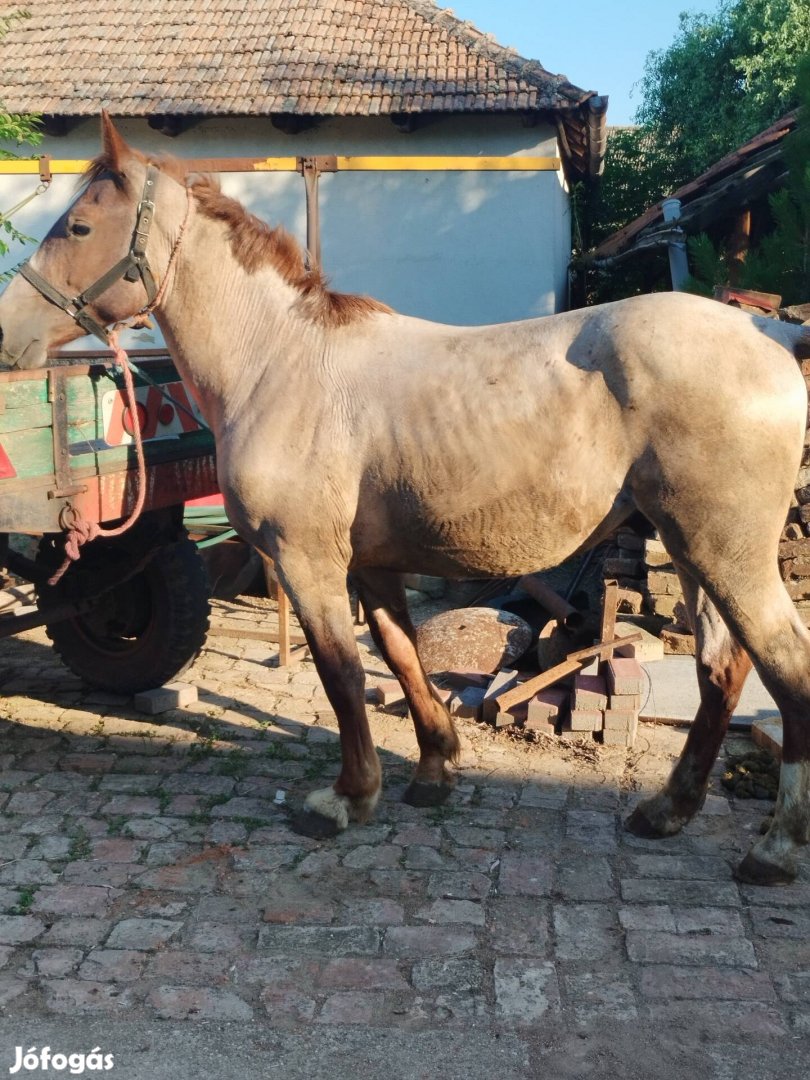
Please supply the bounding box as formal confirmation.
[735,850,796,887]
[402,779,453,808]
[624,804,665,838]
[288,808,343,840]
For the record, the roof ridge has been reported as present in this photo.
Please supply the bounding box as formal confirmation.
[405,0,593,106]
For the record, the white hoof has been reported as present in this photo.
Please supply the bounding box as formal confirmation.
[304,787,351,831]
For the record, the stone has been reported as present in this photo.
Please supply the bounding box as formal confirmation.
[133,682,198,715]
[415,607,532,675]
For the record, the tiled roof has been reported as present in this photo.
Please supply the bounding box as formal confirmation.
[0,1,606,174]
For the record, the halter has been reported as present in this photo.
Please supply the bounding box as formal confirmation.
[18,164,163,344]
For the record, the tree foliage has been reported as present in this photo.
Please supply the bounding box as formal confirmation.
[584,0,810,304]
[0,11,43,260]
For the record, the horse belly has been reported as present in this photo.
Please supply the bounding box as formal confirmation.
[359,479,626,578]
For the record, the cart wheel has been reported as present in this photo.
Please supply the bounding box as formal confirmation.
[39,536,210,694]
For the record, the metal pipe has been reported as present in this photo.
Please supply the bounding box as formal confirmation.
[661,198,690,291]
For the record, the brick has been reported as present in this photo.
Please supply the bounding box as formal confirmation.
[602,727,636,747]
[603,557,643,577]
[647,570,681,595]
[411,956,485,991]
[133,682,198,714]
[603,709,638,731]
[567,708,603,732]
[650,594,681,618]
[604,657,644,695]
[525,688,567,726]
[614,625,665,661]
[415,899,486,925]
[572,674,608,710]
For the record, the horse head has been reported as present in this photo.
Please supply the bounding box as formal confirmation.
[0,113,189,369]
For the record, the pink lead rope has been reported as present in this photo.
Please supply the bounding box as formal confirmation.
[47,184,195,588]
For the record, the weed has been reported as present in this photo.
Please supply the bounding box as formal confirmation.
[106,815,128,837]
[11,886,38,915]
[67,826,92,862]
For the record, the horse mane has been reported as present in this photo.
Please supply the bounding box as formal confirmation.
[83,150,393,328]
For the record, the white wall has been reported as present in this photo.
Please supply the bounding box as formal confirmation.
[0,114,571,343]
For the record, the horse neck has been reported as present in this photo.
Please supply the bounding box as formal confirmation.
[153,212,316,430]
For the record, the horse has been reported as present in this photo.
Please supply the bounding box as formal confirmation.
[1,114,809,885]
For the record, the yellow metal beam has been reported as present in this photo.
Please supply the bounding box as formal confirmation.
[0,155,561,176]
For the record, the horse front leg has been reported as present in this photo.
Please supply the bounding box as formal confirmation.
[353,568,461,806]
[273,553,382,838]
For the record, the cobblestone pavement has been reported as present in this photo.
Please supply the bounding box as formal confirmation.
[0,595,808,1079]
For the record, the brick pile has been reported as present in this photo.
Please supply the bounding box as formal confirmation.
[427,653,645,748]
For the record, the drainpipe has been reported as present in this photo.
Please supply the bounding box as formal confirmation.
[661,197,690,291]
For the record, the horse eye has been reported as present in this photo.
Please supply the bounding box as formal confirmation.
[70,222,92,237]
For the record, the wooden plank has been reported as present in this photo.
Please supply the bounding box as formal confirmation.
[599,580,619,660]
[207,624,308,646]
[493,634,642,714]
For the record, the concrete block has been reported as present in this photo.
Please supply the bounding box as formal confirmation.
[643,539,672,568]
[608,693,641,711]
[605,658,644,696]
[526,688,568,724]
[569,708,603,732]
[603,709,637,732]
[573,674,608,711]
[368,680,405,707]
[751,717,782,761]
[449,687,486,720]
[482,669,520,724]
[133,682,198,715]
[614,622,665,662]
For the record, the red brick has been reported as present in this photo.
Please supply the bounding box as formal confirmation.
[605,658,644,695]
[572,674,608,710]
[568,708,603,732]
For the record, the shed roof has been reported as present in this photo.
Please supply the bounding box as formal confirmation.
[0,0,607,176]
[592,111,797,260]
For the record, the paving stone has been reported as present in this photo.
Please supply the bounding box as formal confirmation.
[494,959,560,1025]
[640,965,777,1000]
[414,899,486,926]
[317,990,379,1025]
[553,904,622,962]
[31,948,84,978]
[43,979,138,1015]
[402,844,447,870]
[39,919,112,948]
[105,918,181,950]
[339,899,404,926]
[342,844,402,871]
[259,926,381,957]
[625,932,757,968]
[31,885,118,917]
[618,905,677,932]
[646,999,788,1037]
[0,915,46,945]
[624,854,733,881]
[259,988,318,1024]
[383,926,476,958]
[750,907,810,939]
[185,921,256,952]
[144,950,232,985]
[318,957,408,990]
[78,949,147,982]
[147,985,253,1021]
[566,971,638,1022]
[5,791,56,815]
[426,872,492,900]
[555,857,616,901]
[498,854,553,897]
[490,897,551,957]
[620,879,741,906]
[0,977,29,1007]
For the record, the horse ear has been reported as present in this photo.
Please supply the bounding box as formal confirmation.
[100,110,133,175]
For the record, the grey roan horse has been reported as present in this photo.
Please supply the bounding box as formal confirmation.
[1,116,809,885]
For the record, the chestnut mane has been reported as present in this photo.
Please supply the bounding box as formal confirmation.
[83,151,393,328]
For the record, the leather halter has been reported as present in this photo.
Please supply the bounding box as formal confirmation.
[18,164,161,344]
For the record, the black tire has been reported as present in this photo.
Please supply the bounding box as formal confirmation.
[41,536,210,694]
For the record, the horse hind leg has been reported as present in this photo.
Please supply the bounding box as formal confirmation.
[627,568,752,839]
[353,568,461,807]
